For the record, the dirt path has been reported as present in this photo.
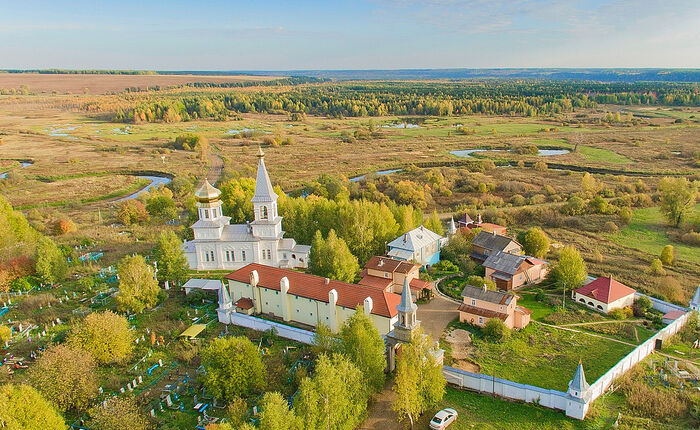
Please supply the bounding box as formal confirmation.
[558,319,643,327]
[201,153,223,186]
[359,377,402,430]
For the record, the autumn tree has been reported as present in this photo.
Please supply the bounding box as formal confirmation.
[200,337,265,403]
[68,311,134,364]
[658,177,697,227]
[0,384,66,430]
[258,391,300,430]
[88,396,151,430]
[309,229,359,283]
[54,218,77,235]
[29,345,98,412]
[424,211,444,236]
[393,329,446,428]
[311,323,339,355]
[295,354,367,430]
[116,199,148,225]
[34,236,67,284]
[553,245,587,292]
[0,325,11,347]
[338,307,386,393]
[521,227,550,258]
[116,254,160,313]
[154,231,189,284]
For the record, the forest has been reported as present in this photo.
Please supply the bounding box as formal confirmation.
[111,80,700,123]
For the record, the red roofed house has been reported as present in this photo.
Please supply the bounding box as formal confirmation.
[573,276,636,314]
[458,213,507,235]
[223,263,401,335]
[359,256,432,300]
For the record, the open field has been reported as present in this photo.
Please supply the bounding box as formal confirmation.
[462,322,634,391]
[0,72,282,94]
[607,205,700,263]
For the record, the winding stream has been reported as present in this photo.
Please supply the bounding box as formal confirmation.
[115,176,173,201]
[0,161,33,179]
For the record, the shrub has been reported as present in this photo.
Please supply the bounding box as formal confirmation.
[533,161,548,171]
[609,307,631,320]
[603,221,619,234]
[466,275,496,290]
[621,373,690,420]
[679,231,700,246]
[618,207,633,225]
[653,276,685,304]
[648,259,666,276]
[116,200,148,225]
[483,318,510,341]
[659,245,674,266]
[54,218,77,235]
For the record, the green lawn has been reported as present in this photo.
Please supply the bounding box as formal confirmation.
[515,293,557,320]
[414,387,592,430]
[469,324,633,391]
[534,138,631,164]
[607,205,700,263]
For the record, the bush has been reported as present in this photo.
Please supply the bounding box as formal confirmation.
[618,207,633,225]
[679,231,700,246]
[603,221,619,233]
[621,371,690,420]
[609,307,632,320]
[116,200,148,225]
[483,318,510,341]
[659,245,674,266]
[432,260,459,273]
[648,258,666,276]
[533,161,548,171]
[466,275,496,290]
[653,276,685,304]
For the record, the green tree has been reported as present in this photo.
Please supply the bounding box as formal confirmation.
[311,323,339,355]
[155,231,189,284]
[116,254,160,313]
[258,391,300,430]
[466,275,496,291]
[392,329,446,428]
[88,396,150,430]
[553,245,587,292]
[658,177,697,227]
[29,345,98,412]
[34,237,67,285]
[424,211,444,236]
[660,245,674,266]
[200,337,265,403]
[145,195,177,220]
[483,318,510,341]
[295,354,367,430]
[309,229,359,283]
[521,227,550,258]
[68,311,134,364]
[338,307,386,393]
[219,177,255,223]
[0,384,66,430]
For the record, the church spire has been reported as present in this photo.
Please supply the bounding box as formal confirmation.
[397,277,418,315]
[251,146,278,203]
[568,361,590,397]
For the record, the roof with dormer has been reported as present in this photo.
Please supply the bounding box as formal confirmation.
[224,263,401,318]
[388,225,443,252]
[195,179,221,202]
[251,147,278,203]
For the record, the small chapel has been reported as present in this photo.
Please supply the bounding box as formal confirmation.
[183,147,311,271]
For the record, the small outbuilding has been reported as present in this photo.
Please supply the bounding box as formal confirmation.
[662,310,685,325]
[573,276,636,314]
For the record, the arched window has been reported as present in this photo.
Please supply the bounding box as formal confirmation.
[261,206,269,220]
[597,305,603,310]
[579,298,585,303]
[588,301,594,306]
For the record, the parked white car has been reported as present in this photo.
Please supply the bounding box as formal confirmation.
[429,408,458,429]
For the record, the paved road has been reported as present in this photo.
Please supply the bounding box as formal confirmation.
[417,293,460,341]
[360,294,459,429]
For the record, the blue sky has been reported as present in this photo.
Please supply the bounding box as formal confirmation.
[2,0,699,70]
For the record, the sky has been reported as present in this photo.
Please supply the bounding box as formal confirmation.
[1,0,699,70]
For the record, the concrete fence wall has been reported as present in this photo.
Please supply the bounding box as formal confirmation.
[442,366,569,411]
[222,310,315,345]
[636,292,688,314]
[587,310,691,402]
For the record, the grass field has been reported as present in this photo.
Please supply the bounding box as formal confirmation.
[607,205,700,263]
[467,323,634,391]
[414,387,591,430]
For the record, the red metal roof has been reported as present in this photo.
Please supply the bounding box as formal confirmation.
[662,310,685,321]
[364,256,417,274]
[358,275,393,290]
[410,278,432,291]
[225,263,401,318]
[575,277,636,304]
[457,303,508,321]
[233,297,254,310]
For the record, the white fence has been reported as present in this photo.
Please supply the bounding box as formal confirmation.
[442,366,569,411]
[223,311,315,345]
[635,292,688,314]
[587,310,691,402]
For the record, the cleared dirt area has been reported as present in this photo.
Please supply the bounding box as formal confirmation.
[0,73,282,94]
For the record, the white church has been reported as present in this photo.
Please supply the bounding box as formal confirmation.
[183,147,311,271]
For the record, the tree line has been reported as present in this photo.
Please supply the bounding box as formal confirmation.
[109,80,700,123]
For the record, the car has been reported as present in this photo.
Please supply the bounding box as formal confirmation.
[429,408,458,429]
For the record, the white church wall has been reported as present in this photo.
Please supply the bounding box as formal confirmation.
[223,311,315,344]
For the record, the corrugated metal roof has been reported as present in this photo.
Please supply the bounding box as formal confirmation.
[387,225,443,252]
[460,284,513,305]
